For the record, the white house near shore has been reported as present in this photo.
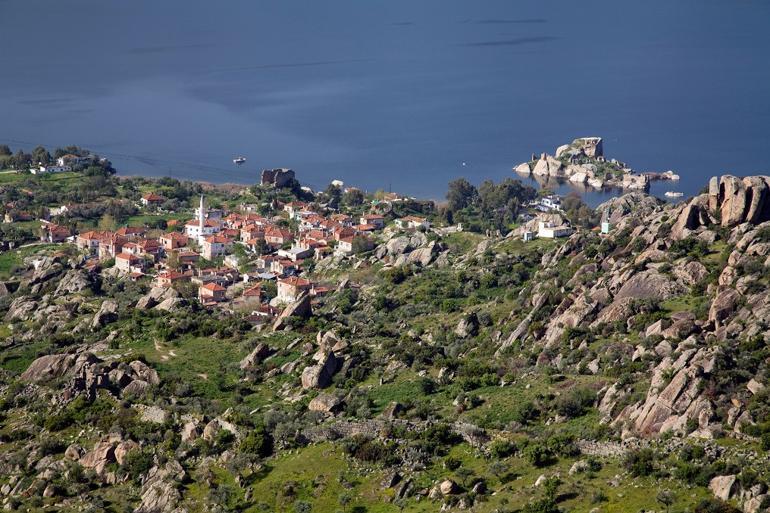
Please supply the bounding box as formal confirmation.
[30,165,71,175]
[537,221,573,239]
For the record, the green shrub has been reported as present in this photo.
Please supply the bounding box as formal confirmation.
[524,443,555,467]
[240,424,273,458]
[554,387,594,418]
[489,439,517,459]
[623,448,656,477]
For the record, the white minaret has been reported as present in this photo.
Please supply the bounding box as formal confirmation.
[198,195,206,244]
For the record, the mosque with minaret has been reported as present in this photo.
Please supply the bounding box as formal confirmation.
[184,195,221,244]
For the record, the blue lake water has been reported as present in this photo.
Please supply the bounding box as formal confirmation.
[2,0,770,205]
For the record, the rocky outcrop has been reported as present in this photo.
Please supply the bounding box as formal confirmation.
[80,441,116,475]
[260,168,295,188]
[54,269,93,296]
[308,393,344,413]
[709,475,737,502]
[614,347,721,437]
[614,270,685,301]
[135,460,186,513]
[671,194,714,240]
[21,352,160,402]
[301,351,339,389]
[455,313,479,338]
[136,287,179,310]
[401,241,444,267]
[273,294,312,330]
[91,299,118,329]
[20,354,79,382]
[621,174,650,191]
[155,297,185,312]
[532,154,564,177]
[5,296,38,321]
[674,175,770,233]
[239,343,271,370]
[709,288,741,327]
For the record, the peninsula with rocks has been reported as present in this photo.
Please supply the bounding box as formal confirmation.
[514,137,680,192]
[0,143,769,513]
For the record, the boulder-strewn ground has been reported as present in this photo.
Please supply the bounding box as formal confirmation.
[2,176,770,513]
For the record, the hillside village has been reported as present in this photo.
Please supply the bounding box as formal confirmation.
[33,170,437,323]
[29,168,577,328]
[4,143,770,513]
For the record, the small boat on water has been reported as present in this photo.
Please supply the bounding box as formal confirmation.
[665,191,684,198]
[233,157,246,165]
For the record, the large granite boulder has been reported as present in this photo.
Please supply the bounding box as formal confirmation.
[301,351,339,389]
[239,343,271,370]
[136,286,179,310]
[5,297,38,321]
[614,270,685,301]
[55,269,93,296]
[709,475,737,501]
[273,294,312,330]
[155,297,185,312]
[135,460,186,513]
[80,441,116,475]
[20,354,77,382]
[532,154,564,177]
[709,288,741,327]
[455,312,479,338]
[308,392,344,413]
[92,299,118,329]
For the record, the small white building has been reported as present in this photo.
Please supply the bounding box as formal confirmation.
[537,221,573,239]
[30,165,71,175]
[540,196,562,211]
[277,245,314,262]
[522,230,536,242]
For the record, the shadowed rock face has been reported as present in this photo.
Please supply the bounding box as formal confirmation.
[716,175,770,226]
[672,175,770,239]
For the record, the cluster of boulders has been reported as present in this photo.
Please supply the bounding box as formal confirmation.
[21,352,160,402]
[609,346,723,437]
[512,137,650,190]
[673,174,770,239]
[135,286,185,311]
[374,230,448,268]
[709,474,769,513]
[500,182,770,441]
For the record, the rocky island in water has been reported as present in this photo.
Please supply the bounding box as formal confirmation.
[0,142,769,513]
[514,136,680,193]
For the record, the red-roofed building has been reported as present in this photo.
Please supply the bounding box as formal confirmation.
[359,214,385,229]
[115,252,143,273]
[115,226,147,240]
[175,250,200,268]
[333,226,355,241]
[136,239,162,260]
[141,193,165,207]
[277,276,312,303]
[201,234,234,260]
[355,224,376,233]
[265,227,293,247]
[155,270,190,288]
[160,232,188,250]
[243,283,262,299]
[76,230,112,253]
[199,282,226,303]
[241,225,265,242]
[41,223,71,243]
[99,234,128,260]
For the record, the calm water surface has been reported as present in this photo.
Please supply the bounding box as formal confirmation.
[2,0,769,205]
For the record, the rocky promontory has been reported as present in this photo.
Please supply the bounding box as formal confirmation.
[513,136,657,191]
